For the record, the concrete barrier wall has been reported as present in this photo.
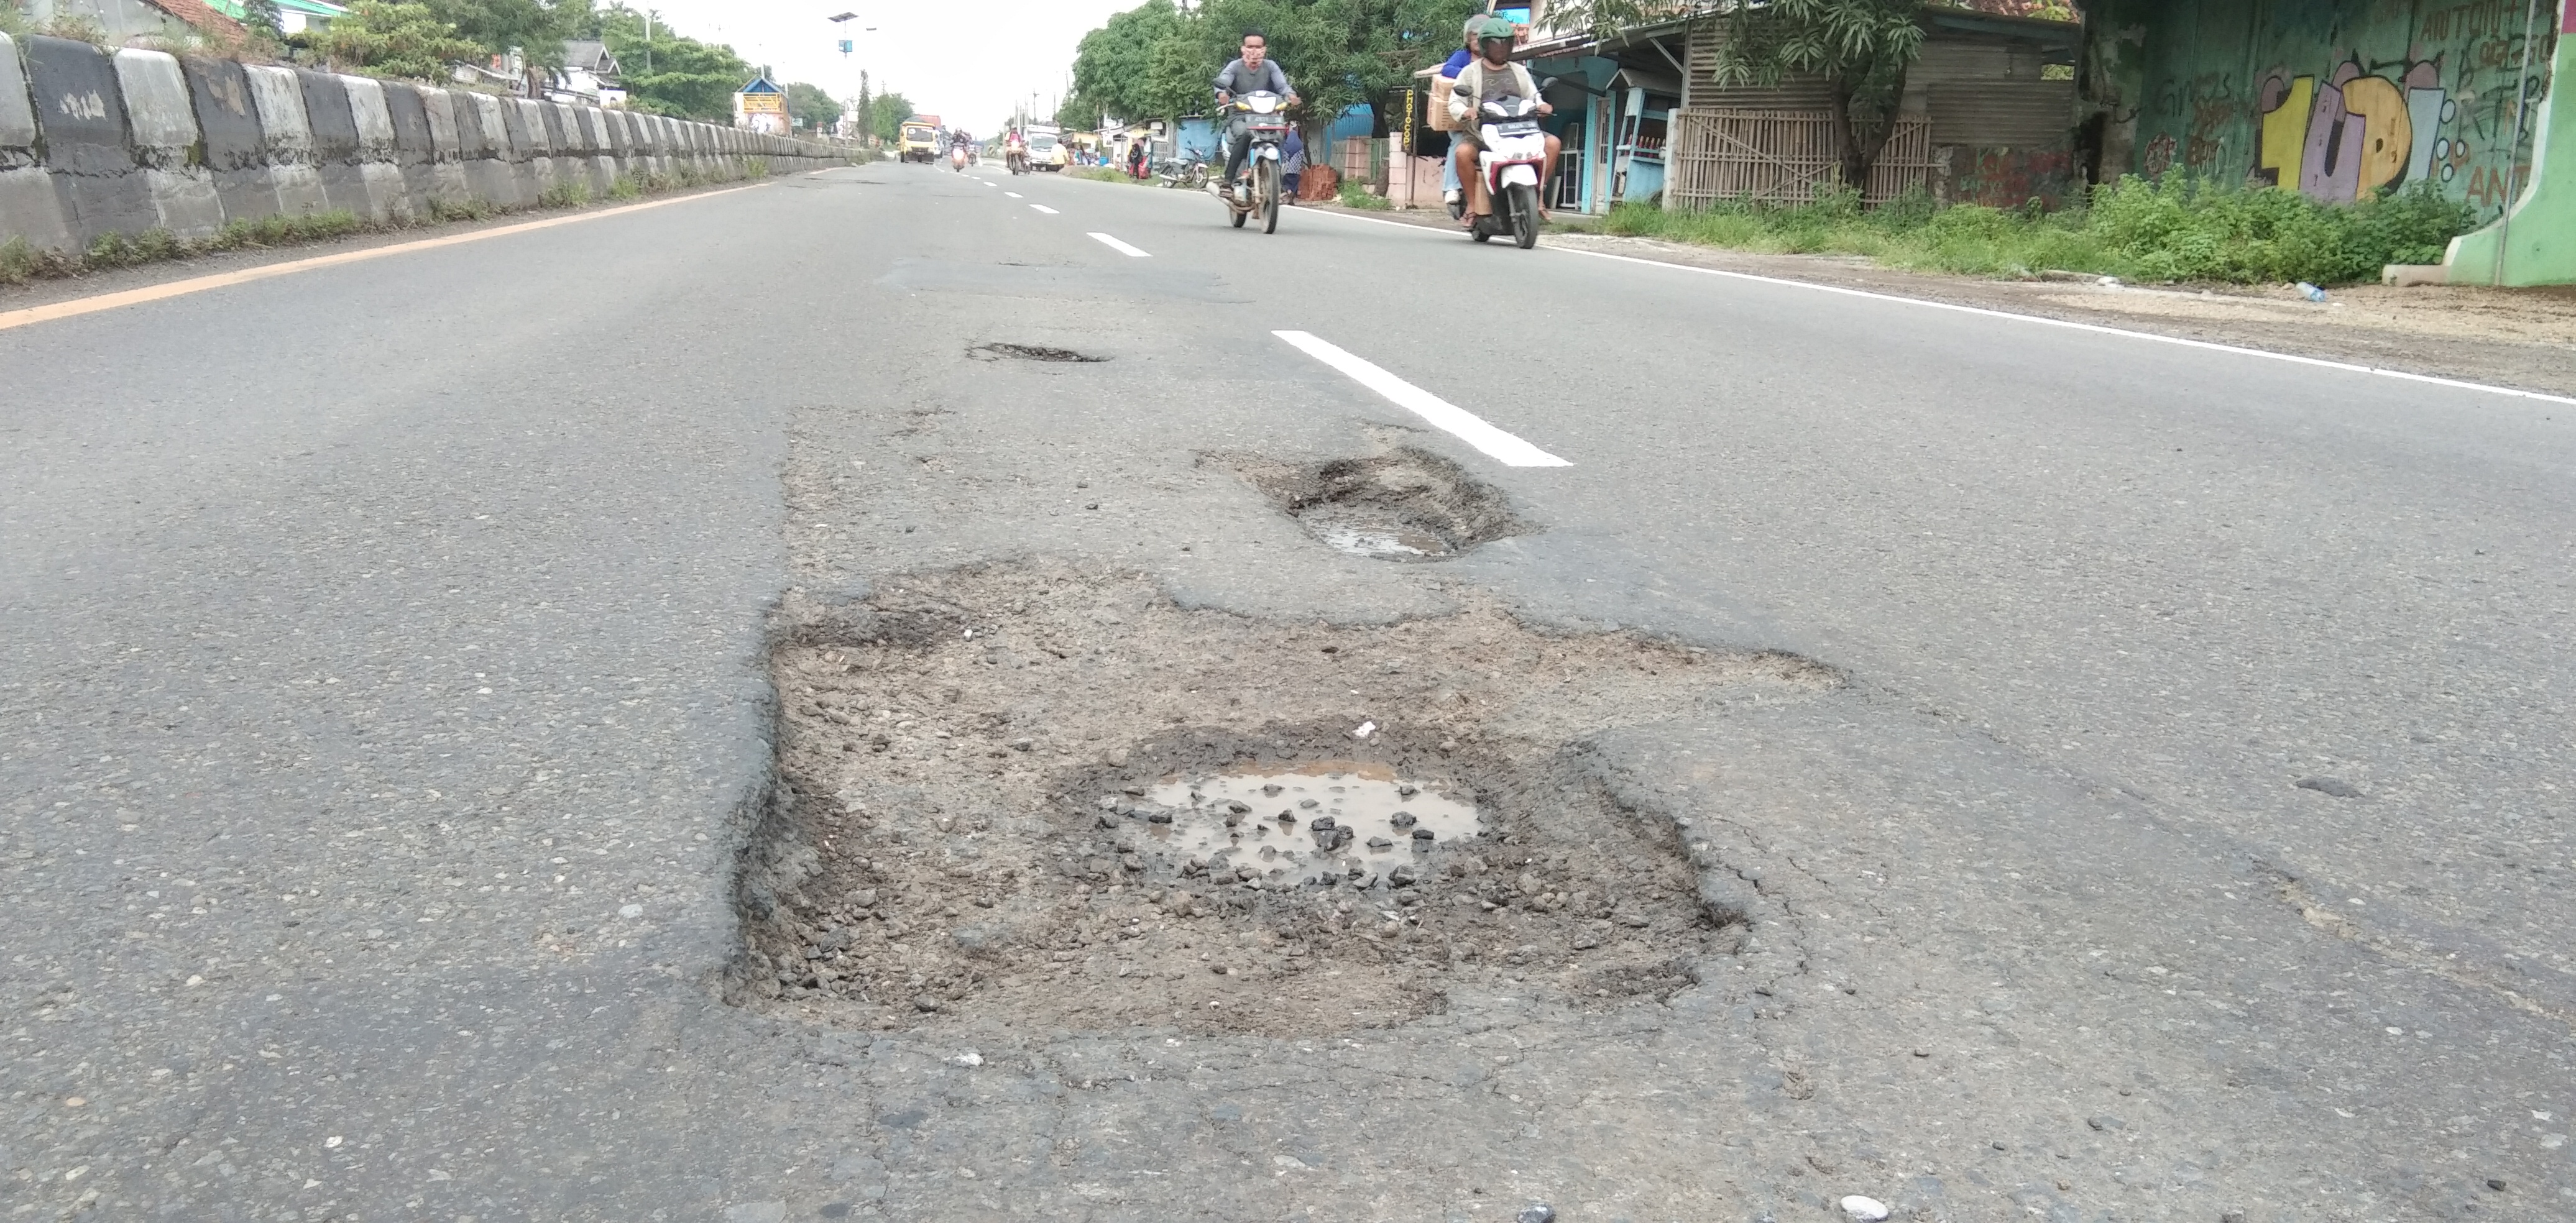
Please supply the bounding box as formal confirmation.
[0,36,854,253]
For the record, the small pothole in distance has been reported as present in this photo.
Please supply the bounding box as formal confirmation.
[1208,446,1530,561]
[967,343,1109,363]
[732,562,1838,1038]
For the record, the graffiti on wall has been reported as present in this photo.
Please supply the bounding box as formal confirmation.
[2124,0,2552,218]
[2253,57,2449,199]
[1956,147,2077,207]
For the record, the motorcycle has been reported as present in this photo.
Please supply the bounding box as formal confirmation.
[1451,94,1548,249]
[1006,144,1029,175]
[1211,90,1289,234]
[1155,152,1210,190]
[949,142,968,173]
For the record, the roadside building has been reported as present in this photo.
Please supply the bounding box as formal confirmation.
[1396,6,2078,213]
[551,39,624,108]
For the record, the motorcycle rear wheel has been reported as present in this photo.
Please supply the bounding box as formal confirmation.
[1508,183,1539,249]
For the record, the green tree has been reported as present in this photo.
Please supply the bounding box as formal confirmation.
[1068,0,1203,125]
[1055,91,1097,130]
[1555,0,1926,193]
[594,4,749,119]
[428,0,589,65]
[1070,0,1474,148]
[302,0,485,79]
[786,81,841,132]
[242,0,285,37]
[869,91,916,143]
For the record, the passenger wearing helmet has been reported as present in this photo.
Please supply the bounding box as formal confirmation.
[1437,14,1484,204]
[1211,29,1299,199]
[1448,17,1561,225]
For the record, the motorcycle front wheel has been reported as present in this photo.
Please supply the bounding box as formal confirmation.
[1508,183,1539,249]
[1259,162,1281,234]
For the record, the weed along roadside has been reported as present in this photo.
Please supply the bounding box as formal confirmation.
[1591,176,2474,287]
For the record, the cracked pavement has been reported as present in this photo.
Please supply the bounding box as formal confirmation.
[3,160,2572,1221]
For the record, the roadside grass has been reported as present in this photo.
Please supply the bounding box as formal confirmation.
[0,158,773,288]
[1068,166,1143,185]
[1598,175,2477,286]
[1336,183,1392,211]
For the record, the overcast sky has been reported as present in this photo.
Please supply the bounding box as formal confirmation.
[637,0,1135,131]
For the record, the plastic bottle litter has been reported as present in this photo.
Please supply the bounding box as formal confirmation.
[2096,275,2122,288]
[2296,281,2327,302]
[1839,1196,1892,1222]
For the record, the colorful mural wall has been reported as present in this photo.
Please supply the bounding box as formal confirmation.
[2095,0,2557,218]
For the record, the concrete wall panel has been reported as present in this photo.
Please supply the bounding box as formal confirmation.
[295,69,367,216]
[0,50,827,252]
[463,92,523,208]
[337,75,406,219]
[414,87,470,205]
[24,35,154,247]
[241,65,326,217]
[380,81,440,213]
[0,34,74,252]
[574,108,615,192]
[177,57,275,222]
[512,98,559,195]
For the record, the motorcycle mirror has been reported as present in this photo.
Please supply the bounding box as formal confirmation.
[1540,76,1560,89]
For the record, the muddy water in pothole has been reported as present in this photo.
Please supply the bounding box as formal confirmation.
[1301,515,1455,560]
[1141,764,1480,886]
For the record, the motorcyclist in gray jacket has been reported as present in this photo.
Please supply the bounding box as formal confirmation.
[1211,29,1299,196]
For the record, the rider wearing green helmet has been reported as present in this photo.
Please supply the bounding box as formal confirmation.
[1447,16,1562,226]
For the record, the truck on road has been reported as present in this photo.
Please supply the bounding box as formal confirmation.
[898,115,942,163]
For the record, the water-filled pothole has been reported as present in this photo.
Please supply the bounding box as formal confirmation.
[734,563,1836,1037]
[1208,446,1530,561]
[967,342,1108,363]
[1135,763,1482,886]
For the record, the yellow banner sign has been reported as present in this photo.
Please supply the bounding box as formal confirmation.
[740,92,785,114]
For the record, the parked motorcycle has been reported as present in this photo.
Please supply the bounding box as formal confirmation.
[1451,94,1547,249]
[1211,90,1289,234]
[1155,152,1210,190]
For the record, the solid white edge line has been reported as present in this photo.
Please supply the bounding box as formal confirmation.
[1294,206,2576,408]
[1088,231,1151,257]
[1274,329,1570,468]
[1031,204,1061,215]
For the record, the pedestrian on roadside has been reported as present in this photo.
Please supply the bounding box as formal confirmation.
[1281,126,1305,201]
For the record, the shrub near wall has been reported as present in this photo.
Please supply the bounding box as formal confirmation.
[0,30,858,260]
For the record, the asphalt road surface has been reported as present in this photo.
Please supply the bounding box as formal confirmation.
[4,160,2572,1222]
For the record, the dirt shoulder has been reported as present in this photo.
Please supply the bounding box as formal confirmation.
[1305,203,2576,398]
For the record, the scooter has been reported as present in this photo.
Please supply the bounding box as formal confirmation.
[949,142,968,173]
[1210,90,1289,234]
[1453,94,1547,249]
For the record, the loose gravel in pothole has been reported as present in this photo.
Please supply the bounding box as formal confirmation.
[1210,446,1530,561]
[734,561,1834,1037]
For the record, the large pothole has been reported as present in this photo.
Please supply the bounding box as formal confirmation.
[1211,446,1530,561]
[734,562,1834,1037]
